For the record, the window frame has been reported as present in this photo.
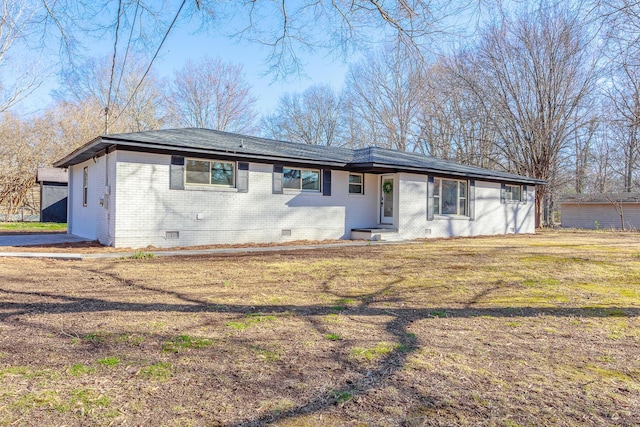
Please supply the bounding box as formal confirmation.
[282,167,321,192]
[433,178,468,217]
[82,166,88,207]
[504,184,523,202]
[184,158,236,188]
[348,173,364,195]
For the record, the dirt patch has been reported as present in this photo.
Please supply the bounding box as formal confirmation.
[0,238,357,253]
[0,231,639,426]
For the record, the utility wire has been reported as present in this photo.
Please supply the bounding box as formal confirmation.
[110,0,187,127]
[113,0,140,106]
[105,0,124,134]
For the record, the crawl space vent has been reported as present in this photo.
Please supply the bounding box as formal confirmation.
[166,231,180,240]
[281,229,292,237]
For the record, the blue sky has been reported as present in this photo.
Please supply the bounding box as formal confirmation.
[156,27,351,115]
[10,1,489,119]
[13,12,352,118]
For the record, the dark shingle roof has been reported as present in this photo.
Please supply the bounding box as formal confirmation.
[351,146,539,183]
[54,128,543,185]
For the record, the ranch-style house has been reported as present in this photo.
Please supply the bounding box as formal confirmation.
[54,128,543,248]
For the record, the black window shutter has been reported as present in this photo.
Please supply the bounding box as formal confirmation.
[273,164,283,194]
[427,176,434,221]
[237,162,249,193]
[323,169,332,196]
[468,180,476,221]
[500,183,506,204]
[522,185,528,204]
[170,156,185,190]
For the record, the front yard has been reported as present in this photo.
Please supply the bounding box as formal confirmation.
[0,230,638,426]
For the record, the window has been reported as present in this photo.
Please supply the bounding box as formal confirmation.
[433,178,467,216]
[185,159,235,187]
[504,184,522,202]
[349,173,363,194]
[283,167,320,191]
[82,167,88,207]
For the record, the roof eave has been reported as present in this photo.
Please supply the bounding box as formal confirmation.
[354,162,543,184]
[53,136,106,168]
[54,138,348,169]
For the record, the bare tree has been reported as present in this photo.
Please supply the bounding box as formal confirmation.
[589,129,615,193]
[56,55,165,134]
[457,2,599,227]
[0,0,44,112]
[195,1,477,77]
[601,0,640,192]
[0,113,52,218]
[261,84,346,146]
[345,44,424,151]
[166,56,257,133]
[416,58,501,168]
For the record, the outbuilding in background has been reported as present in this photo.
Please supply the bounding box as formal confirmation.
[36,167,68,223]
[560,193,640,230]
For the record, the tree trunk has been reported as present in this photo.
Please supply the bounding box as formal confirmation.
[535,186,544,228]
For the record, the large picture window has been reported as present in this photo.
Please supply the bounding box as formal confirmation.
[434,178,467,216]
[283,167,320,192]
[185,159,235,187]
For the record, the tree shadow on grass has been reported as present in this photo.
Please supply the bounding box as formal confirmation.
[1,273,639,425]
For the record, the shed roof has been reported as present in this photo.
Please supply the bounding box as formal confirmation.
[54,128,544,185]
[36,167,68,184]
[561,193,640,204]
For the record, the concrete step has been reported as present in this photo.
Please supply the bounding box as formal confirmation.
[350,228,402,242]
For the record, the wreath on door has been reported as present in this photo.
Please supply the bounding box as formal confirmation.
[382,181,393,194]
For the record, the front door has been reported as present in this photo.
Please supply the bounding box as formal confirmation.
[380,175,394,224]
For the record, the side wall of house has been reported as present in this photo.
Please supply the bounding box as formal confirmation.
[561,203,640,229]
[112,151,379,248]
[67,153,117,244]
[397,173,536,239]
[97,152,117,246]
[68,160,96,239]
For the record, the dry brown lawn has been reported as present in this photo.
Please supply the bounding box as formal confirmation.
[0,230,639,426]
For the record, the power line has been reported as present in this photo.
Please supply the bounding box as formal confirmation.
[113,0,140,106]
[105,0,123,134]
[110,0,187,128]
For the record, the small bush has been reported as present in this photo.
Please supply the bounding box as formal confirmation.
[127,251,155,260]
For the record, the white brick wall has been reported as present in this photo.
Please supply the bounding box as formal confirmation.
[397,173,535,239]
[68,151,537,247]
[111,151,380,248]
